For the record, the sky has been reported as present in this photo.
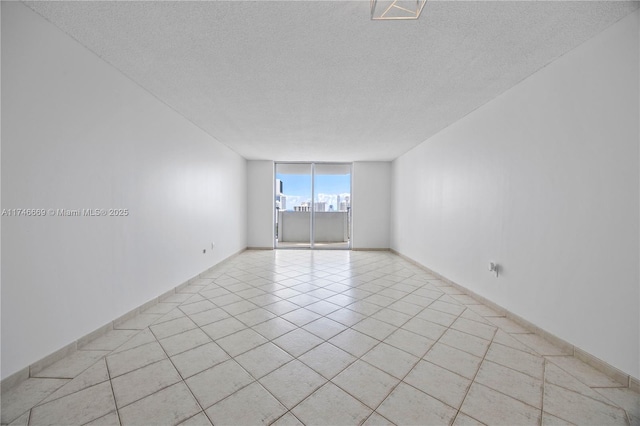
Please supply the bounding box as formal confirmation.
[276,173,351,210]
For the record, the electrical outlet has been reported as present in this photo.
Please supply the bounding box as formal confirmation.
[203,249,206,254]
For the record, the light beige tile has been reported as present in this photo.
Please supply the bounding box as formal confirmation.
[326,308,367,326]
[475,360,543,407]
[111,328,156,354]
[7,411,30,426]
[80,329,139,351]
[401,317,447,340]
[112,359,181,408]
[159,328,212,357]
[333,360,399,409]
[84,411,121,425]
[281,308,322,327]
[377,382,457,425]
[292,382,372,426]
[150,316,197,340]
[260,360,326,408]
[325,294,357,307]
[404,360,471,408]
[487,316,530,333]
[543,362,621,405]
[451,317,497,340]
[209,293,243,307]
[492,329,539,355]
[161,293,193,303]
[429,300,466,316]
[248,293,283,307]
[29,382,116,425]
[252,317,298,340]
[188,307,230,327]
[387,300,424,316]
[205,382,286,426]
[0,378,69,424]
[352,318,398,340]
[115,313,163,330]
[40,358,110,404]
[216,328,268,356]
[415,308,458,327]
[298,342,357,379]
[545,356,623,388]
[305,300,342,315]
[347,301,383,316]
[185,359,254,408]
[543,383,627,425]
[541,412,576,425]
[594,387,640,425]
[200,317,247,340]
[362,412,395,426]
[329,329,380,358]
[235,343,294,379]
[460,383,540,425]
[303,317,347,340]
[106,341,167,378]
[235,307,277,327]
[180,300,216,316]
[453,412,487,425]
[512,333,571,356]
[32,350,109,379]
[177,412,213,426]
[271,412,305,426]
[151,309,186,325]
[171,342,230,379]
[273,328,323,357]
[263,300,300,316]
[485,342,544,379]
[119,382,201,426]
[439,328,490,357]
[383,328,435,357]
[460,309,494,325]
[370,309,412,327]
[362,343,418,379]
[424,343,482,380]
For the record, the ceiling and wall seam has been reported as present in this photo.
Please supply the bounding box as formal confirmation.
[393,2,640,161]
[19,0,245,160]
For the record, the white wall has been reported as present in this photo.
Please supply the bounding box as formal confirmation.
[1,2,247,379]
[247,160,274,249]
[352,162,391,249]
[392,10,639,378]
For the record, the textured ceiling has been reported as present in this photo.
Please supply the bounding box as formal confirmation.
[25,1,639,161]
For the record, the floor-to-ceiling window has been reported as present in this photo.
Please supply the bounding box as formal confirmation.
[275,163,351,249]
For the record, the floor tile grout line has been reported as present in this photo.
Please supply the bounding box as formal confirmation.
[540,358,547,424]
[146,325,213,424]
[358,300,471,425]
[450,324,499,425]
[104,357,123,426]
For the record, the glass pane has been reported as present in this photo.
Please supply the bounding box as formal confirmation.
[275,163,312,249]
[313,164,351,249]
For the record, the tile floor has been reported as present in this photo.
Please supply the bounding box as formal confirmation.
[2,250,638,425]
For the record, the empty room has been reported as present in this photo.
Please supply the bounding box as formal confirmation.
[1,1,638,425]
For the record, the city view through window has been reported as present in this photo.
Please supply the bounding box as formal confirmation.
[275,173,350,212]
[275,163,351,249]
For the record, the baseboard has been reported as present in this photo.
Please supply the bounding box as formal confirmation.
[390,249,638,389]
[352,247,391,251]
[1,246,248,392]
[247,246,274,250]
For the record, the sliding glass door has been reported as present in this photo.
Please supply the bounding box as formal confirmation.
[275,163,351,249]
